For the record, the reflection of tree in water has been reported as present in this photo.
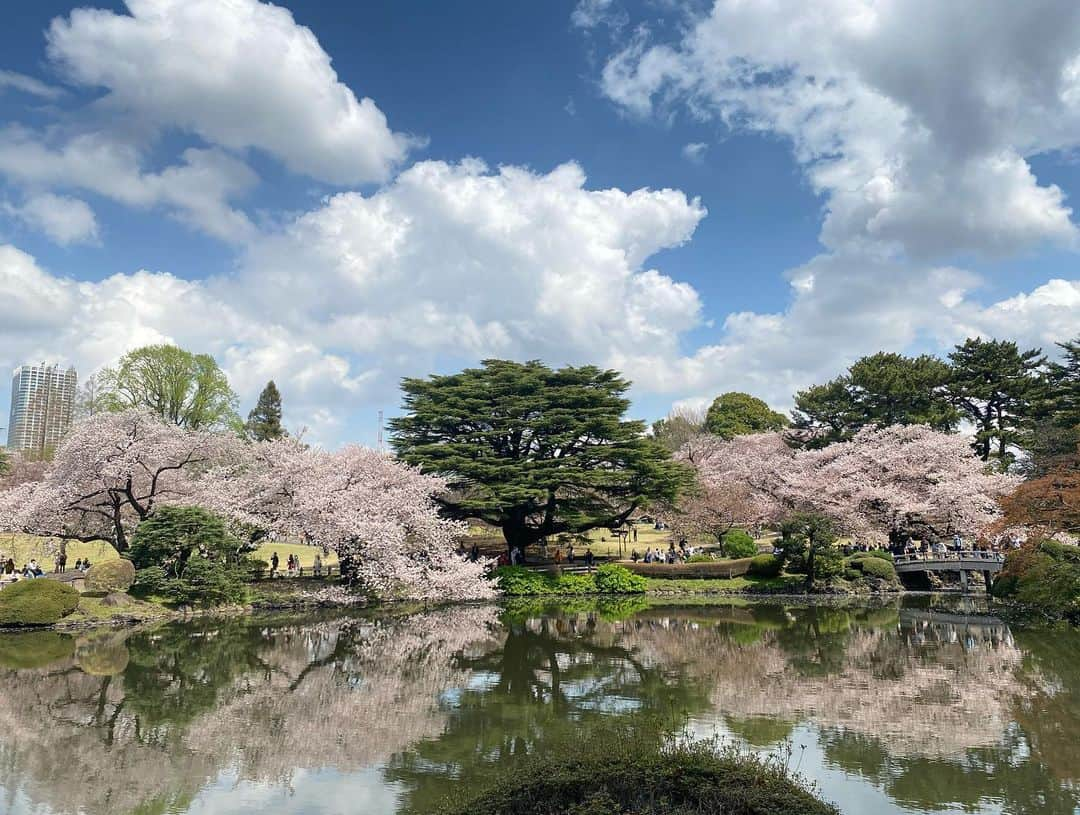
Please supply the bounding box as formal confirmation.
[0,608,503,815]
[820,727,1079,814]
[0,601,1076,815]
[385,610,715,815]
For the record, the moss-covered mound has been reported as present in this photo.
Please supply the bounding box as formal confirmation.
[85,559,136,593]
[435,738,837,815]
[0,580,80,626]
[844,553,898,582]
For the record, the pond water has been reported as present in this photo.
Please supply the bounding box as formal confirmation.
[0,596,1076,815]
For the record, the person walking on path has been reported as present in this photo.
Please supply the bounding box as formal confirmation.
[270,552,280,577]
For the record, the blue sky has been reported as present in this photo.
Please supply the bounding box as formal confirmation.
[2,0,1079,445]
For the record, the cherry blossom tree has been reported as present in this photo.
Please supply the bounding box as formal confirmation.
[682,425,1019,545]
[0,410,237,552]
[201,438,494,601]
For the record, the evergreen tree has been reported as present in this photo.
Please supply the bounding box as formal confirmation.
[390,360,690,552]
[704,392,789,439]
[1048,336,1080,432]
[947,338,1047,468]
[791,352,955,447]
[246,381,287,441]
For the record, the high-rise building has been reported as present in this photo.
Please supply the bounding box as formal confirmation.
[6,363,78,454]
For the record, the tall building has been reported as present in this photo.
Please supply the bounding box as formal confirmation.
[6,363,78,454]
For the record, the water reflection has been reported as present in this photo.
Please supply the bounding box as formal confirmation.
[0,598,1075,815]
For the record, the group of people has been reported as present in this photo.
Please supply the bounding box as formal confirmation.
[631,539,695,564]
[0,554,91,585]
[268,551,325,577]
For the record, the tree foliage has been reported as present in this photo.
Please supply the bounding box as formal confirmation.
[999,450,1080,536]
[99,344,240,431]
[704,392,788,439]
[650,405,705,452]
[390,360,689,550]
[128,505,249,575]
[947,338,1046,468]
[779,512,842,587]
[246,380,287,441]
[792,352,957,447]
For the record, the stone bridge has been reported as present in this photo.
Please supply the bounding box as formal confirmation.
[894,550,1005,591]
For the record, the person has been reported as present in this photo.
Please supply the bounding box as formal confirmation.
[567,545,576,564]
[313,553,323,577]
[584,548,595,571]
[270,551,280,577]
[952,533,963,551]
[469,543,480,562]
[81,558,91,572]
[28,559,42,577]
[553,547,563,564]
[73,558,83,572]
[57,552,67,573]
[631,549,640,563]
[632,526,638,543]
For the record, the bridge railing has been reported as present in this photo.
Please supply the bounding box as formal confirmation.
[894,550,1005,566]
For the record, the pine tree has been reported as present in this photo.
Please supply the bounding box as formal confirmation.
[246,381,286,442]
[947,338,1047,468]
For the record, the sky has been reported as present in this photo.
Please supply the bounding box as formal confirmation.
[1,0,1079,447]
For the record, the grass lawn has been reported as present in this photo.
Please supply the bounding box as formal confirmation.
[0,532,337,571]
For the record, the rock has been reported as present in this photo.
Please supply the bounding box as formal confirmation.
[100,592,131,607]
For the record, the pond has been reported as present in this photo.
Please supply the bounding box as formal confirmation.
[0,596,1076,815]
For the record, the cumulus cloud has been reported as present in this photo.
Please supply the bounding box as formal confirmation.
[0,161,707,443]
[3,193,99,246]
[46,0,418,185]
[590,0,1080,409]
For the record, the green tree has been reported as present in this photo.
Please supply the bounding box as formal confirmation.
[778,512,840,588]
[129,505,249,575]
[390,359,690,552]
[704,392,789,439]
[0,448,9,477]
[1039,337,1080,467]
[100,344,240,430]
[650,406,704,452]
[947,338,1047,467]
[791,353,957,447]
[246,380,287,441]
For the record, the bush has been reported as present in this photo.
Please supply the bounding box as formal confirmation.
[748,553,783,578]
[854,556,897,581]
[84,559,136,593]
[0,580,80,626]
[129,505,248,573]
[132,558,249,607]
[994,540,1080,623]
[593,564,647,594]
[858,549,894,562]
[627,559,753,579]
[721,528,758,559]
[434,732,837,815]
[495,565,646,596]
[687,553,714,563]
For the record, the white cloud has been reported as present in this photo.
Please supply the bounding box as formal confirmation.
[681,142,707,162]
[3,193,99,246]
[571,0,627,31]
[589,0,1080,410]
[46,0,418,185]
[0,130,257,242]
[0,70,64,100]
[0,160,707,443]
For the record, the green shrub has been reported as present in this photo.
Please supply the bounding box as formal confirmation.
[627,559,753,579]
[434,731,837,815]
[84,559,136,593]
[993,541,1080,623]
[687,553,714,563]
[593,564,647,594]
[132,559,249,607]
[130,505,248,573]
[856,556,897,581]
[721,528,758,559]
[748,553,782,578]
[0,580,80,626]
[859,549,894,562]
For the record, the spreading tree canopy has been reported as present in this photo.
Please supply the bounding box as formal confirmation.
[99,344,240,431]
[390,359,689,550]
[704,392,789,439]
[792,352,957,447]
[246,380,287,441]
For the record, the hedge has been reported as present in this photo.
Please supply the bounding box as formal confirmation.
[721,529,759,559]
[496,565,646,596]
[0,580,80,627]
[626,558,754,579]
[748,553,783,578]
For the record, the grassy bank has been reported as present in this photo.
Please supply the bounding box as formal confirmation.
[645,574,804,593]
